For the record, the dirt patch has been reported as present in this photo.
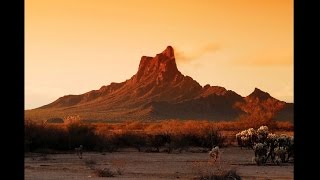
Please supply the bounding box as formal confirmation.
[25,147,293,180]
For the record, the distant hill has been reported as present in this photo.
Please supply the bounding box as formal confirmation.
[25,46,293,122]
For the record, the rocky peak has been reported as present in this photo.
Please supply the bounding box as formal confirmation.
[247,87,272,100]
[201,85,227,97]
[135,46,180,83]
[161,46,174,58]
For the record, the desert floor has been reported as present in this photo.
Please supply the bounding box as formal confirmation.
[25,147,293,180]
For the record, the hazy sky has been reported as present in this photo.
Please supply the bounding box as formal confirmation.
[25,0,293,110]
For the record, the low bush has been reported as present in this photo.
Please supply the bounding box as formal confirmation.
[94,168,114,177]
[198,169,242,180]
[25,119,290,153]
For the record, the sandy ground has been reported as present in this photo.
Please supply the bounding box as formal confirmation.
[25,147,293,180]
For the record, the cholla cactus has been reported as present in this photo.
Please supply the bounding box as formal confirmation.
[254,155,267,166]
[236,126,294,166]
[274,147,287,163]
[266,133,278,145]
[247,128,256,135]
[241,136,249,141]
[257,126,268,134]
[253,142,268,165]
[278,134,289,141]
[208,146,220,162]
[276,134,291,148]
[236,128,257,149]
[253,143,265,151]
[256,126,268,142]
[274,147,286,154]
[286,136,294,162]
[267,133,278,140]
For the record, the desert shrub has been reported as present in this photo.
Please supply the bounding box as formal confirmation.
[25,120,69,152]
[274,121,294,131]
[236,125,294,165]
[25,119,235,152]
[113,132,147,149]
[94,168,114,177]
[202,129,225,149]
[181,134,202,147]
[128,133,147,152]
[178,132,224,149]
[112,159,127,175]
[64,115,82,124]
[66,121,98,150]
[197,169,241,180]
[95,135,118,152]
[147,134,171,152]
[39,125,69,150]
[46,117,64,123]
[167,135,189,153]
[161,125,225,151]
[192,159,241,180]
[84,158,97,170]
[123,120,146,130]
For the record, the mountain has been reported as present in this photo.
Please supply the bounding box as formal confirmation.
[235,88,293,121]
[25,46,293,122]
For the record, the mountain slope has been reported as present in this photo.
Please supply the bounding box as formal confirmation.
[25,46,293,122]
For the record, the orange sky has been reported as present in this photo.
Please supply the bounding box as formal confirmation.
[25,0,293,109]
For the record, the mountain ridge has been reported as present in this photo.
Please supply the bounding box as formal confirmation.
[26,46,293,122]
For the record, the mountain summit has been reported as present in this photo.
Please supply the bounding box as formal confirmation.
[25,46,293,122]
[247,88,272,100]
[134,46,180,84]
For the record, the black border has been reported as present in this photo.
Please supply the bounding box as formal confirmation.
[294,0,312,179]
[3,0,24,179]
[4,0,306,179]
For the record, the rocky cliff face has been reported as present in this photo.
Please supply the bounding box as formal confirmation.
[26,46,293,122]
